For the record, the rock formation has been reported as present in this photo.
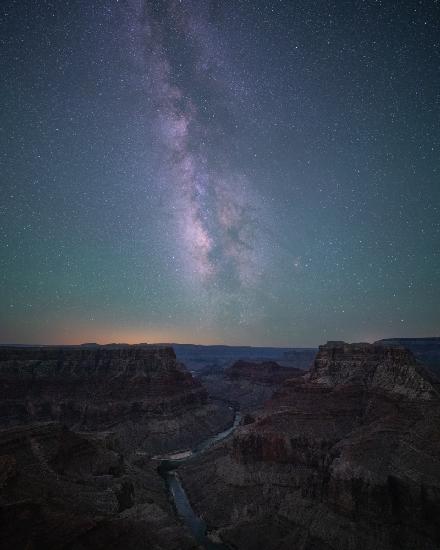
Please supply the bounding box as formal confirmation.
[0,422,196,549]
[172,344,316,373]
[199,359,304,411]
[0,345,233,455]
[0,344,233,549]
[180,341,440,550]
[375,337,440,376]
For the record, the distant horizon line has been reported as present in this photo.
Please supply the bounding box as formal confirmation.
[1,336,439,350]
[0,341,318,349]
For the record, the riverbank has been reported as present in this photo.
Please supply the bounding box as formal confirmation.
[157,411,241,549]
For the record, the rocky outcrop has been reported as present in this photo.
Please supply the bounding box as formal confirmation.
[0,345,233,455]
[0,422,196,550]
[199,360,303,411]
[376,337,440,376]
[307,341,438,399]
[173,344,316,373]
[227,360,303,384]
[0,344,236,549]
[180,341,440,550]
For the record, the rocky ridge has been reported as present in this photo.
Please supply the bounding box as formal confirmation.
[307,341,438,399]
[199,359,304,412]
[0,422,196,549]
[0,345,233,455]
[375,337,440,376]
[0,344,233,549]
[180,341,440,550]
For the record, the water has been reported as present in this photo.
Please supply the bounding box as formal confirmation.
[158,411,241,549]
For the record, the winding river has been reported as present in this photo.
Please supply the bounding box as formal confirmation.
[157,410,241,549]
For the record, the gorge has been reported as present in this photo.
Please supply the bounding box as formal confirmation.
[1,340,439,549]
[3,1,438,548]
[179,341,440,550]
[0,344,232,549]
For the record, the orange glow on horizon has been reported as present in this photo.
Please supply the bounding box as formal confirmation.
[6,323,229,347]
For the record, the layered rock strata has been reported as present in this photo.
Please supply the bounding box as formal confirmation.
[180,342,440,550]
[0,345,233,455]
[0,344,235,549]
[199,360,304,411]
[0,422,196,549]
[376,337,440,376]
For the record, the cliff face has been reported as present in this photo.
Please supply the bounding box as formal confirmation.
[180,341,440,550]
[375,337,440,376]
[0,422,196,550]
[0,345,233,455]
[0,344,235,549]
[307,341,438,399]
[199,360,303,411]
[226,360,303,384]
[172,344,316,372]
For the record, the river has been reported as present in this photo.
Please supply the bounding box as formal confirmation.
[157,410,241,549]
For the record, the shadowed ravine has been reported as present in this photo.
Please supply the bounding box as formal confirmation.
[157,410,241,549]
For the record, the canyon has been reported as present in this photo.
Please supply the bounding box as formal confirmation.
[1,340,439,549]
[199,359,305,411]
[180,341,440,550]
[0,345,233,455]
[172,344,316,374]
[0,344,232,549]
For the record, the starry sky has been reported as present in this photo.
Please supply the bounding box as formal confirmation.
[1,0,439,347]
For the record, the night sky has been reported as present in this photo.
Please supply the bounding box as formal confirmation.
[1,0,439,346]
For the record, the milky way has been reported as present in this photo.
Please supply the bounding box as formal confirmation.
[1,0,439,345]
[130,0,271,321]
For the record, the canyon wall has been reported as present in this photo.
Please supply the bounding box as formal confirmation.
[0,344,235,549]
[0,345,233,455]
[181,342,440,550]
[199,359,304,411]
[0,422,197,549]
[376,337,440,375]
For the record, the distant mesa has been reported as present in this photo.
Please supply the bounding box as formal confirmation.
[199,358,306,412]
[226,359,303,384]
[79,342,100,347]
[80,342,133,348]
